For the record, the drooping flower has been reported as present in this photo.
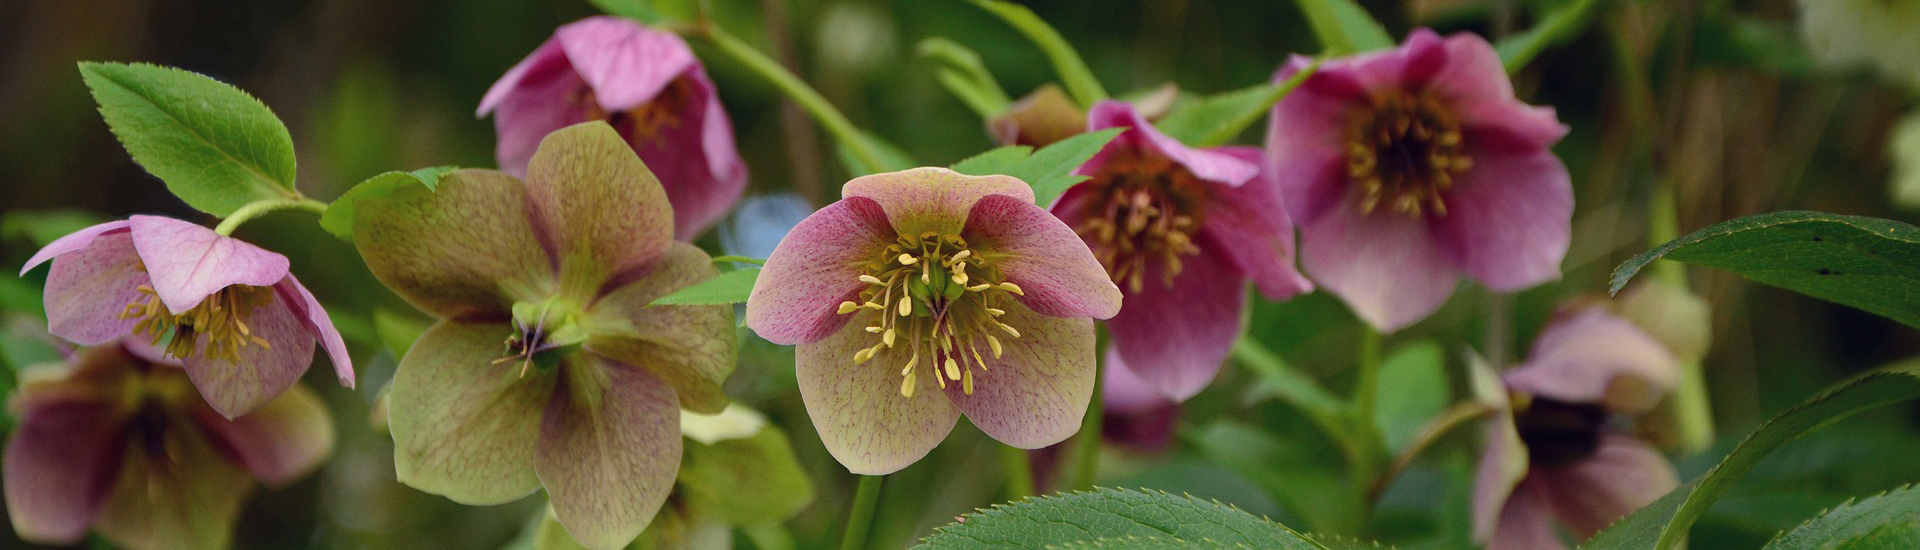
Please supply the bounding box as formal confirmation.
[745,167,1122,475]
[1053,100,1311,401]
[19,216,354,418]
[1267,29,1572,332]
[1472,307,1680,549]
[349,121,737,550]
[989,83,1180,148]
[4,339,333,550]
[478,15,747,240]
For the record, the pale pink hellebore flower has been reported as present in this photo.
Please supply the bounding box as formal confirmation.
[479,16,747,240]
[1267,29,1572,332]
[746,167,1122,475]
[20,215,354,418]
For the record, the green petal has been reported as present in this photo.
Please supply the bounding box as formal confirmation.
[583,243,737,414]
[840,167,1033,237]
[91,424,255,550]
[524,121,676,301]
[536,357,683,550]
[353,168,555,319]
[796,313,961,475]
[390,321,554,505]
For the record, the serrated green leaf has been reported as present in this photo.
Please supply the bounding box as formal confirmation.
[78,62,299,217]
[913,487,1331,549]
[1583,367,1920,550]
[1494,0,1601,73]
[950,145,1035,177]
[1374,341,1448,454]
[1294,0,1395,56]
[1023,128,1123,206]
[1155,62,1319,147]
[1609,210,1920,330]
[318,166,455,240]
[650,268,759,306]
[1764,484,1920,550]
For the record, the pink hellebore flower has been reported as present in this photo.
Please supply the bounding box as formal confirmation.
[1473,307,1680,550]
[1266,29,1572,332]
[479,15,747,240]
[20,215,354,418]
[1054,101,1312,401]
[745,167,1123,475]
[350,122,736,550]
[4,340,332,550]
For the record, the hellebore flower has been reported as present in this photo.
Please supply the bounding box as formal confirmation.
[20,215,354,418]
[745,167,1122,475]
[350,121,737,550]
[4,340,333,550]
[1267,29,1572,332]
[1472,307,1679,549]
[1054,100,1311,401]
[479,15,747,240]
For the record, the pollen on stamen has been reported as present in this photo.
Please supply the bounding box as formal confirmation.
[835,232,1027,398]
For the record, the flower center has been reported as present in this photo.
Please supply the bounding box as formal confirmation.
[121,284,275,362]
[1345,91,1473,217]
[574,78,696,144]
[496,300,587,378]
[836,232,1025,398]
[1512,393,1609,469]
[1072,147,1208,293]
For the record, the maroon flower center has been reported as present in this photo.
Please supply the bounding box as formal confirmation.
[1344,91,1473,217]
[121,282,275,362]
[574,78,697,144]
[1512,394,1608,468]
[836,232,1024,397]
[1073,147,1208,293]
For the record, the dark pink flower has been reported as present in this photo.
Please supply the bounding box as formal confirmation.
[1054,101,1311,401]
[3,340,333,550]
[745,167,1122,475]
[1472,307,1680,549]
[1266,29,1572,332]
[478,16,746,240]
[20,216,353,418]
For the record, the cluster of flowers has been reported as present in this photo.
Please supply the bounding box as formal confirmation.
[7,15,1696,550]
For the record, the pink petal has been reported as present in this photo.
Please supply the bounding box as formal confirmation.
[1083,101,1258,186]
[584,243,737,414]
[488,54,591,177]
[632,68,748,241]
[478,36,572,116]
[1532,435,1678,539]
[536,358,682,550]
[1428,147,1572,292]
[1098,356,1182,453]
[191,383,333,486]
[944,300,1097,449]
[795,315,960,475]
[1488,479,1569,550]
[1298,203,1459,332]
[964,194,1122,319]
[3,399,126,544]
[842,167,1034,237]
[1472,411,1531,542]
[1204,147,1312,300]
[179,295,317,419]
[389,322,552,505]
[1103,241,1244,401]
[1426,32,1569,150]
[276,276,354,387]
[41,230,147,345]
[127,215,289,315]
[523,122,677,299]
[1505,308,1678,414]
[554,16,697,112]
[1102,351,1175,415]
[745,197,896,345]
[1266,56,1360,226]
[19,219,130,275]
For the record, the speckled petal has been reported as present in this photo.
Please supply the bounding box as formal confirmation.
[536,357,682,550]
[554,16,697,112]
[1104,241,1245,401]
[276,277,354,387]
[795,313,960,475]
[745,197,895,345]
[963,194,1121,319]
[178,296,316,419]
[944,299,1095,448]
[524,121,676,299]
[1505,308,1677,414]
[41,229,147,345]
[128,216,288,315]
[389,322,554,505]
[189,383,333,486]
[19,219,130,275]
[353,168,556,318]
[842,167,1034,237]
[584,243,737,414]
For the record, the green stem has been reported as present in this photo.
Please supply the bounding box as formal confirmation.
[838,475,884,550]
[742,523,797,550]
[969,0,1109,107]
[1648,183,1684,284]
[214,196,328,236]
[1000,444,1036,498]
[693,24,893,175]
[1069,359,1105,491]
[1349,326,1385,501]
[1352,327,1383,427]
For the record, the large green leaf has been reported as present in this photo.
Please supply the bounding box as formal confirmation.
[1583,367,1920,549]
[78,62,300,217]
[913,487,1332,549]
[948,128,1123,207]
[1610,211,1920,330]
[1293,0,1394,56]
[1154,63,1318,147]
[1763,484,1920,549]
[649,268,759,306]
[318,166,456,240]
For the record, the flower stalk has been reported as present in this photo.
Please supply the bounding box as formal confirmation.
[213,196,328,236]
[838,475,885,550]
[690,22,897,175]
